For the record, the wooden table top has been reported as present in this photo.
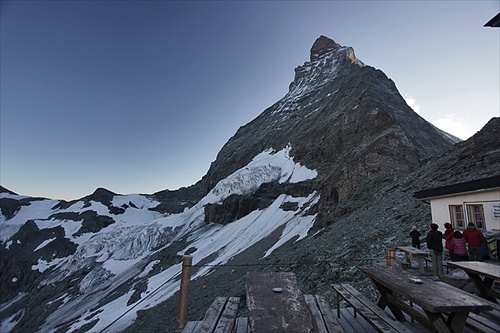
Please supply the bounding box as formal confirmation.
[396,246,429,257]
[246,272,314,333]
[361,266,492,313]
[448,261,500,280]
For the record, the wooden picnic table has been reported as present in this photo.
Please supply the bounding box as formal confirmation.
[361,266,493,333]
[448,261,500,303]
[396,246,429,274]
[246,272,315,333]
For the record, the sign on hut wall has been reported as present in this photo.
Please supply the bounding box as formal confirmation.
[491,204,500,220]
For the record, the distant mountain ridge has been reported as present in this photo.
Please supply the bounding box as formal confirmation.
[1,36,498,333]
[0,186,18,196]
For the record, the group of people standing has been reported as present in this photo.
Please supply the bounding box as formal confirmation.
[409,222,486,277]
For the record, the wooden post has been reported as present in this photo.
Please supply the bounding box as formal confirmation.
[386,249,395,267]
[175,255,193,332]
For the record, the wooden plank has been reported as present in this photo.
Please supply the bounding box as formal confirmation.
[214,297,240,333]
[389,309,431,333]
[234,317,248,333]
[397,246,428,257]
[466,313,500,333]
[383,293,435,332]
[246,272,314,332]
[337,306,432,333]
[199,297,228,333]
[314,295,345,333]
[447,261,500,280]
[340,308,373,333]
[181,321,201,333]
[333,284,398,333]
[483,300,500,321]
[304,294,328,333]
[340,284,414,333]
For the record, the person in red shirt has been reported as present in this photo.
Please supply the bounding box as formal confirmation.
[462,223,486,261]
[443,222,455,260]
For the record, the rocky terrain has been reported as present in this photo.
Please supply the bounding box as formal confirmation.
[1,36,499,333]
[125,118,499,333]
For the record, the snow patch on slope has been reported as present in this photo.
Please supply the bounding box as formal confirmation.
[8,145,320,333]
[201,146,317,205]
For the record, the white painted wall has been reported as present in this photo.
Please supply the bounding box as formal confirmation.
[429,189,500,231]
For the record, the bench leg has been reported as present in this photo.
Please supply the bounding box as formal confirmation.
[416,257,424,274]
[375,288,406,322]
[425,310,452,333]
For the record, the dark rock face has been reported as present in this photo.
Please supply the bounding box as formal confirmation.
[0,198,29,220]
[150,185,206,214]
[200,36,456,227]
[0,220,77,299]
[310,35,342,61]
[204,180,318,224]
[0,196,47,220]
[86,187,117,206]
[52,188,124,213]
[205,194,262,224]
[49,210,115,236]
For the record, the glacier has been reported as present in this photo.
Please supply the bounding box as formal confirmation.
[0,146,319,333]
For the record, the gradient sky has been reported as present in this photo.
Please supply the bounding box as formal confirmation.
[1,1,499,201]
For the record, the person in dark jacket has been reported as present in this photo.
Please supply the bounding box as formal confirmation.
[427,223,443,277]
[409,226,421,249]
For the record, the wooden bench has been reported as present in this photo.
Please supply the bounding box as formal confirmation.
[406,293,500,333]
[181,296,240,333]
[304,294,345,333]
[466,312,500,333]
[391,293,499,333]
[332,283,414,333]
[390,294,500,333]
[394,259,410,270]
[464,298,500,333]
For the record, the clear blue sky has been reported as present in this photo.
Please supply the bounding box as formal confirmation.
[1,1,499,200]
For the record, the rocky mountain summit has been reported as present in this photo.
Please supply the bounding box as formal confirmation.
[1,36,498,333]
[195,35,457,228]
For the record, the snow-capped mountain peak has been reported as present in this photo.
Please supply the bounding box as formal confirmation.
[2,35,491,333]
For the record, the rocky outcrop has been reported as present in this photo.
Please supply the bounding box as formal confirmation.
[49,210,115,236]
[0,220,78,299]
[150,184,206,214]
[310,35,342,61]
[204,179,317,224]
